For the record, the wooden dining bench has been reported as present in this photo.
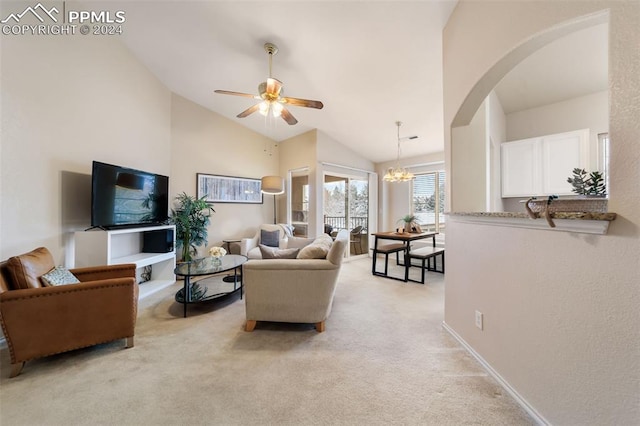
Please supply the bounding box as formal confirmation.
[371,243,407,279]
[407,246,445,284]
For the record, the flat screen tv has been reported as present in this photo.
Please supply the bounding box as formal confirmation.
[91,161,169,229]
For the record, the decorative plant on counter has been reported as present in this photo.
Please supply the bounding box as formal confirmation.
[170,192,215,262]
[567,168,606,196]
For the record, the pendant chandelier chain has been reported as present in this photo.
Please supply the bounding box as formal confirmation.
[383,121,415,183]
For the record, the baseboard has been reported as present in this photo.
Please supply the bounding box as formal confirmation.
[442,321,550,426]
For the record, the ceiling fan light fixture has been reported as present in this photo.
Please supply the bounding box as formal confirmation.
[258,101,270,116]
[383,121,415,183]
[214,42,323,126]
[258,100,283,117]
[271,101,283,117]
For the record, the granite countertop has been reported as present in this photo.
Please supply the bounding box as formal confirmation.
[448,211,617,221]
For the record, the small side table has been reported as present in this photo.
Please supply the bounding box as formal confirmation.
[223,239,241,254]
[222,239,242,283]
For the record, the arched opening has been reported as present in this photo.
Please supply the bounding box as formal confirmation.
[450,11,609,212]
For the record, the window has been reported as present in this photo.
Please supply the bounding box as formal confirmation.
[302,184,310,214]
[412,171,446,233]
[597,133,609,195]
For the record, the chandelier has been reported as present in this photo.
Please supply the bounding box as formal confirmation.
[383,121,415,182]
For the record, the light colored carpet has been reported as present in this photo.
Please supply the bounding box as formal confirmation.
[0,258,534,425]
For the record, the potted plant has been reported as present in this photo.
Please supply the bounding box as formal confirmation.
[567,168,606,196]
[397,214,417,233]
[169,192,215,262]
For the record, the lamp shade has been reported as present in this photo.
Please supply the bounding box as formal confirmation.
[261,176,284,194]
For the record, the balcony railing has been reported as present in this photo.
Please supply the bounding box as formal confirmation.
[324,215,368,231]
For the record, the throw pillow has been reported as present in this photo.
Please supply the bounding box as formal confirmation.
[259,244,300,259]
[297,244,329,259]
[315,234,333,244]
[297,235,333,259]
[280,223,294,238]
[260,229,280,247]
[41,266,80,286]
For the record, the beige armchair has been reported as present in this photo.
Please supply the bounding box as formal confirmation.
[242,230,348,332]
[0,247,138,377]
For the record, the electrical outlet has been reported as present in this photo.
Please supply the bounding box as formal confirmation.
[475,310,483,330]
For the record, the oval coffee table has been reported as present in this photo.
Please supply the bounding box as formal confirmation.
[174,254,247,318]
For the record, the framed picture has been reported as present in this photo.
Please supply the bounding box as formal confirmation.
[196,174,263,204]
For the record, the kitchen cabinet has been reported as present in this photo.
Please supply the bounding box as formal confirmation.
[501,129,589,197]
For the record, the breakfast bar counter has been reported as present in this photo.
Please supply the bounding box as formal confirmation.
[447,211,617,235]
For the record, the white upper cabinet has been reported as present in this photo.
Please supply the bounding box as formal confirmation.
[501,137,540,197]
[501,129,590,197]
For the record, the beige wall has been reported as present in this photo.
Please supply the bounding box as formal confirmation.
[1,36,171,264]
[0,36,283,263]
[506,90,608,145]
[501,90,608,211]
[279,130,317,231]
[376,152,444,231]
[316,130,375,171]
[451,100,487,211]
[170,94,279,254]
[279,129,378,237]
[317,130,376,236]
[488,91,506,212]
[444,2,639,424]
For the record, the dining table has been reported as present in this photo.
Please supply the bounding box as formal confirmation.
[371,231,437,282]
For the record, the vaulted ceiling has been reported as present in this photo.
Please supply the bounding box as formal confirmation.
[117,2,607,164]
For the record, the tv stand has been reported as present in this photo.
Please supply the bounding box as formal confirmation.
[74,225,176,300]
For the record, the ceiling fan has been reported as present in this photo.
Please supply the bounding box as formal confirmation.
[214,42,324,125]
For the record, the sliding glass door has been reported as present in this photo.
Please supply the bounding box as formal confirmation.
[323,174,369,257]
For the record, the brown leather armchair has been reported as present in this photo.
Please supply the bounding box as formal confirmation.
[0,247,138,377]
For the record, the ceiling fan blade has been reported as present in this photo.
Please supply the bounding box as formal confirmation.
[266,78,283,97]
[237,104,260,118]
[280,107,298,125]
[281,97,324,109]
[215,90,260,99]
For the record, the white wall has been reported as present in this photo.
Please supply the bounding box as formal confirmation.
[444,2,639,425]
[1,36,171,264]
[170,94,279,255]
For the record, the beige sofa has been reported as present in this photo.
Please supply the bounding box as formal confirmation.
[242,229,348,332]
[241,224,299,259]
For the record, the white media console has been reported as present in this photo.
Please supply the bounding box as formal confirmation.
[74,224,176,299]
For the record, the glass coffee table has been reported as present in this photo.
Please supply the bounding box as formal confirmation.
[174,254,247,318]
